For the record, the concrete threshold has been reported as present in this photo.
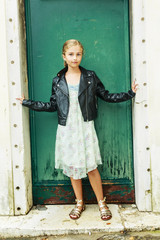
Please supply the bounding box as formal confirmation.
[0,204,160,238]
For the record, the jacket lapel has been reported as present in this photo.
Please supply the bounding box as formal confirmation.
[78,66,91,96]
[78,72,89,96]
[57,74,69,97]
[56,66,91,97]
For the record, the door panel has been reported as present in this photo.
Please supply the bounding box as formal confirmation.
[25,0,135,204]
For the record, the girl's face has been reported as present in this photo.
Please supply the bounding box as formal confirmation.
[63,45,83,68]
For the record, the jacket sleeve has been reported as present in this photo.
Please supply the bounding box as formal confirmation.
[22,79,57,112]
[94,72,135,103]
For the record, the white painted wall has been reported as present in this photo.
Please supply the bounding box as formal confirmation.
[0,0,32,215]
[131,0,160,212]
[146,0,160,212]
[0,0,14,215]
[131,0,151,211]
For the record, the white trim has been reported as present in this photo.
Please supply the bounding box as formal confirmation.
[4,0,32,215]
[131,0,151,211]
[146,0,160,212]
[0,0,14,216]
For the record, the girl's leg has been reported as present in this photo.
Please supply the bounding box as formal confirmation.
[88,168,112,220]
[69,177,84,219]
[87,168,103,201]
[70,177,83,201]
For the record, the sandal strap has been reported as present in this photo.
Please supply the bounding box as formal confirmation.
[98,197,107,208]
[69,199,85,219]
[70,208,81,217]
[100,208,112,217]
[75,199,83,207]
[98,197,112,218]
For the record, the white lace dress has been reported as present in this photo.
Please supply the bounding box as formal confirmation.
[55,83,102,179]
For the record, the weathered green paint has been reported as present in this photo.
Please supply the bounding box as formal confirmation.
[25,0,134,203]
[33,179,134,204]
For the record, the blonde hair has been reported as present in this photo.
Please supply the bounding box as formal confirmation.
[62,39,84,67]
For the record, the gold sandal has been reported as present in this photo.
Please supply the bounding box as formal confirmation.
[98,197,112,221]
[69,199,85,220]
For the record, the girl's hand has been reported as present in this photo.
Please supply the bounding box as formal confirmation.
[16,94,25,104]
[132,79,138,93]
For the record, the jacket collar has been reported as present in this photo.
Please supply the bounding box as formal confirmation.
[57,66,92,96]
[57,65,89,78]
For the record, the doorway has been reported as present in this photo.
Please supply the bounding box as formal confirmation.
[24,0,135,204]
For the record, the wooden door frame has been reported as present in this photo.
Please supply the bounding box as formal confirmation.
[2,0,151,215]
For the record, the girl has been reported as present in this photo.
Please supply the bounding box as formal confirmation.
[17,39,138,221]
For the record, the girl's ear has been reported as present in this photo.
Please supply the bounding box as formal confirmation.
[62,54,66,61]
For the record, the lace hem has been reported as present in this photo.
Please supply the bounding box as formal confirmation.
[55,161,102,179]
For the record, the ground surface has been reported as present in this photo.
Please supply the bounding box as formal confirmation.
[0,204,160,239]
[1,231,160,240]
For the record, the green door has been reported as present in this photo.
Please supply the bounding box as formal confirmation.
[25,0,135,204]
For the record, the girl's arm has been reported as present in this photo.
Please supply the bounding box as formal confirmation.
[16,79,57,112]
[94,72,138,103]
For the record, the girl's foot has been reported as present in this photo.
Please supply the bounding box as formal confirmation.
[69,199,85,220]
[98,197,112,221]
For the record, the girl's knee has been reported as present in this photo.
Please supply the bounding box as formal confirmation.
[88,168,98,176]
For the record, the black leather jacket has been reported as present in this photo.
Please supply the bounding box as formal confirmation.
[22,66,135,126]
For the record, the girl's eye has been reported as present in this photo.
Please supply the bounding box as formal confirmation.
[69,53,73,56]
